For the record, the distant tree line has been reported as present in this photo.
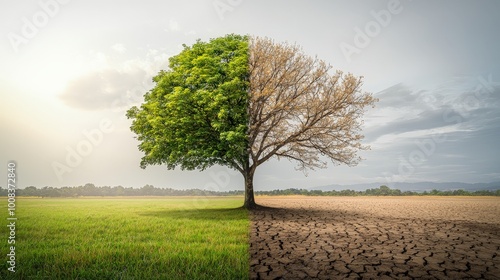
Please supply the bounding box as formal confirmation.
[255,185,500,196]
[0,183,243,197]
[0,184,498,197]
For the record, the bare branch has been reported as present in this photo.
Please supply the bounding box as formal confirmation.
[249,36,377,172]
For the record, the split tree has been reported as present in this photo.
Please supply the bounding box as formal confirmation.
[127,34,376,209]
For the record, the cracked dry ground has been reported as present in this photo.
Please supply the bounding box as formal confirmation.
[249,197,500,279]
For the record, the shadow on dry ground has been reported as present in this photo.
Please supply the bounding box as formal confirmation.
[250,197,500,279]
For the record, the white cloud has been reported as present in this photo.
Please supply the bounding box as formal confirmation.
[59,68,148,111]
[59,48,171,111]
[369,124,466,149]
[169,19,180,31]
[111,43,127,54]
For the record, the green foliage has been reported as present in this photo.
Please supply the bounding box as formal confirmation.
[127,34,249,171]
[0,198,249,279]
[365,185,403,196]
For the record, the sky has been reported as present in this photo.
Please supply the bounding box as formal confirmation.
[1,0,499,191]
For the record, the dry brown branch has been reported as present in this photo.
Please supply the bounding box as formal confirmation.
[248,36,377,173]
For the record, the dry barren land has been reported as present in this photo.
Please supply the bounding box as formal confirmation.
[250,196,500,279]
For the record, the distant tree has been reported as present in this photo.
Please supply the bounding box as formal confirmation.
[82,183,97,196]
[453,189,468,196]
[310,190,323,196]
[141,184,156,196]
[124,187,136,196]
[340,189,357,196]
[113,185,125,196]
[378,185,391,196]
[391,188,402,196]
[60,186,77,197]
[127,34,376,209]
[100,186,112,196]
[40,186,59,197]
[23,186,38,196]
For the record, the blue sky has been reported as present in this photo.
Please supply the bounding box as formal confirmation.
[1,0,499,191]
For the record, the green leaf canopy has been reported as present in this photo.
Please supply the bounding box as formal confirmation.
[127,34,249,171]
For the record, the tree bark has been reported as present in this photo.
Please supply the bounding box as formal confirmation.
[243,168,257,209]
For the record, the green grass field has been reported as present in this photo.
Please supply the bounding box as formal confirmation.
[0,197,249,279]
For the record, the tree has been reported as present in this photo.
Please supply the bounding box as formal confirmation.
[23,186,38,196]
[243,37,376,208]
[82,183,98,196]
[127,34,376,209]
[141,184,156,196]
[378,185,391,195]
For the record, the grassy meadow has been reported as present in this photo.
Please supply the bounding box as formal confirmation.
[0,197,249,279]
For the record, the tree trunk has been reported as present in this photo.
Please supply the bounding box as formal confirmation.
[243,168,257,209]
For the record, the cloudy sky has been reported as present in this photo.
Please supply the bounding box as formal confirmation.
[1,0,499,191]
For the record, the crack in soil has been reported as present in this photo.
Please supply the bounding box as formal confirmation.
[249,197,500,279]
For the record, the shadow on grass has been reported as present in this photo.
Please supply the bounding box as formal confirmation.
[138,207,248,221]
